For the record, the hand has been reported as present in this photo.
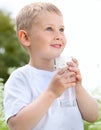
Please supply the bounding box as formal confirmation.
[67,57,82,88]
[47,67,76,98]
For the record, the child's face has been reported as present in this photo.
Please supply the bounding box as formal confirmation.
[29,11,66,59]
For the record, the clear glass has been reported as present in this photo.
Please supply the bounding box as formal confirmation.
[55,56,76,107]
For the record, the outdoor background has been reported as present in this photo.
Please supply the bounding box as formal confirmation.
[0,0,101,130]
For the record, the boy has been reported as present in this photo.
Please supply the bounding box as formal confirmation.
[4,2,98,130]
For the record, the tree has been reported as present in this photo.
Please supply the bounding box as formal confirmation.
[0,10,29,83]
[0,78,8,130]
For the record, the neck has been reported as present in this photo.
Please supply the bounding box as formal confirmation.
[29,58,55,71]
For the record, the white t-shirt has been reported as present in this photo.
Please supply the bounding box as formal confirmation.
[4,65,84,130]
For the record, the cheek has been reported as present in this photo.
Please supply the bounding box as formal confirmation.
[63,37,67,48]
[64,36,67,44]
[31,40,49,52]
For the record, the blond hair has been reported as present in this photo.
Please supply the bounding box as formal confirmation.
[16,2,62,33]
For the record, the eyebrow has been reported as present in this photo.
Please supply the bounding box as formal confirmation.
[45,24,64,28]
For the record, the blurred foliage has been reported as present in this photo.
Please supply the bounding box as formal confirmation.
[0,10,29,83]
[0,78,8,130]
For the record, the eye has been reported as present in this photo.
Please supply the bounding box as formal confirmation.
[46,27,53,31]
[59,27,64,32]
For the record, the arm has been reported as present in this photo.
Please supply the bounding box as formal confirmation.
[67,58,99,122]
[76,86,99,122]
[8,68,76,130]
[8,90,56,130]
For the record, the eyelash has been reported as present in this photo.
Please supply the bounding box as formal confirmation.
[46,27,64,32]
[59,28,64,32]
[46,27,52,31]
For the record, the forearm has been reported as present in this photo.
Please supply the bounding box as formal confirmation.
[76,86,99,122]
[8,90,56,130]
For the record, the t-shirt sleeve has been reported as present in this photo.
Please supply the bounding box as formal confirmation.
[4,70,31,122]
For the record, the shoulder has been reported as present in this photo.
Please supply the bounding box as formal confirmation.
[9,64,31,79]
[5,65,31,87]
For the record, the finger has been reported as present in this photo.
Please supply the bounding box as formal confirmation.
[61,70,76,78]
[67,58,78,67]
[62,72,76,83]
[76,74,82,81]
[57,67,68,75]
[67,62,74,67]
[72,57,79,66]
[68,66,80,75]
[65,82,76,87]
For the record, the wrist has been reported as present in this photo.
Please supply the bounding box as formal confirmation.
[45,89,57,100]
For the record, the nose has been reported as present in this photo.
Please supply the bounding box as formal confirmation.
[54,31,63,41]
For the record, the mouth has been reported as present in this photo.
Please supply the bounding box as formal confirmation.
[50,44,62,49]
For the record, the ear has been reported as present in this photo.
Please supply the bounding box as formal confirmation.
[18,30,30,47]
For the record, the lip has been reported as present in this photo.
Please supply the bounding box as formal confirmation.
[50,44,62,49]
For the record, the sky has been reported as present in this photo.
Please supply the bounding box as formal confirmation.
[0,0,101,92]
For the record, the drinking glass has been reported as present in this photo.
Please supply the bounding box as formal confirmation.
[55,56,76,107]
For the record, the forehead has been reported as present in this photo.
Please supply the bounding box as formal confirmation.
[34,11,63,25]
